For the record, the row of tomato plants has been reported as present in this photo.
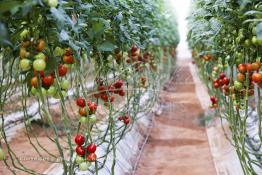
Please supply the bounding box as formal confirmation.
[0,0,179,174]
[188,0,262,174]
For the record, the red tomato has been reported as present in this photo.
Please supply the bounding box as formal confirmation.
[252,73,262,83]
[102,94,109,102]
[58,64,68,77]
[63,55,75,64]
[88,101,97,114]
[86,143,96,153]
[213,82,220,89]
[113,80,124,89]
[131,45,138,53]
[223,77,230,85]
[124,118,130,125]
[75,135,85,146]
[210,96,216,103]
[218,79,224,86]
[219,73,225,79]
[76,98,86,107]
[76,146,86,156]
[86,153,97,162]
[98,85,106,94]
[42,75,54,87]
[118,90,125,96]
[238,64,247,74]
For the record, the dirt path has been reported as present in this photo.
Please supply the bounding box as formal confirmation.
[135,59,217,175]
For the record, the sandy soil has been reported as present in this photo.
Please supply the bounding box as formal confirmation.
[135,61,217,175]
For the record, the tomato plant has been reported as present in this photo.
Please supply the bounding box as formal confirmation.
[0,0,179,174]
[188,0,262,174]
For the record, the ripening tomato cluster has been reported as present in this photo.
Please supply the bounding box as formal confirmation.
[210,96,218,108]
[76,98,97,124]
[235,61,262,88]
[94,79,125,106]
[233,61,261,94]
[126,45,156,72]
[74,134,97,171]
[19,34,74,99]
[19,38,47,72]
[118,114,130,125]
[202,54,213,62]
[213,73,230,95]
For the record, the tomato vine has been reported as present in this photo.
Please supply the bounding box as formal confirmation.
[0,0,179,174]
[188,0,262,174]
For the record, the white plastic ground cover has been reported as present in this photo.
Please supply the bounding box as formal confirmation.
[1,81,95,141]
[43,91,158,175]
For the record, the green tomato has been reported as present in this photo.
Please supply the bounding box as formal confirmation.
[252,36,257,45]
[236,52,243,59]
[20,29,29,40]
[61,80,70,90]
[20,59,31,71]
[79,162,91,171]
[34,53,46,60]
[54,47,64,57]
[33,59,46,71]
[75,156,85,164]
[80,117,87,124]
[244,39,251,47]
[48,0,58,7]
[0,148,5,161]
[89,114,97,123]
[47,86,57,96]
[31,87,38,95]
[234,81,243,91]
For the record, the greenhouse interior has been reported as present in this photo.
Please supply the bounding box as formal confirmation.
[0,0,262,175]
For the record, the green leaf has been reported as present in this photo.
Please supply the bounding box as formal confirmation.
[97,42,116,52]
[0,0,22,14]
[92,21,104,33]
